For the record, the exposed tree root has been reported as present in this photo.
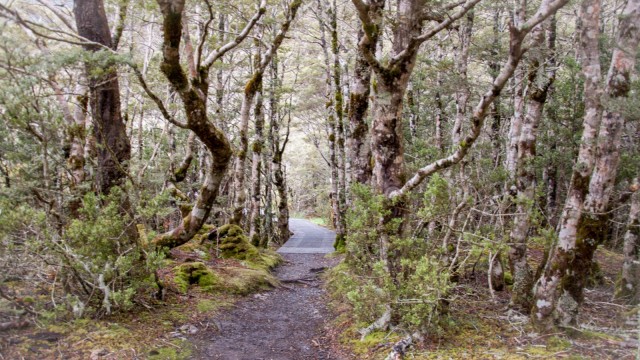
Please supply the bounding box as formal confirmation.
[0,320,30,331]
[358,307,391,341]
[384,333,422,360]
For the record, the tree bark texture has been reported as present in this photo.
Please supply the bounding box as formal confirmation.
[74,0,131,194]
[152,0,234,248]
[508,19,555,312]
[348,27,374,185]
[617,178,640,304]
[533,0,640,329]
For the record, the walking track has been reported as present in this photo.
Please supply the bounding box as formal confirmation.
[190,219,343,360]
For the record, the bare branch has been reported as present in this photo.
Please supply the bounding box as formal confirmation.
[130,64,188,129]
[201,0,267,69]
[196,0,215,70]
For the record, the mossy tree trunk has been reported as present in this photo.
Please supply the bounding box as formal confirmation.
[151,0,267,248]
[316,0,346,248]
[329,0,348,251]
[617,178,640,303]
[230,55,260,227]
[230,0,301,228]
[269,54,292,245]
[533,0,640,329]
[508,18,556,312]
[348,27,374,186]
[532,0,603,330]
[74,0,131,195]
[249,74,264,246]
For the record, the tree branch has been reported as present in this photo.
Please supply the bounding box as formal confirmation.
[351,0,385,75]
[389,0,481,69]
[130,64,188,129]
[201,0,267,69]
[390,0,570,199]
[111,0,130,50]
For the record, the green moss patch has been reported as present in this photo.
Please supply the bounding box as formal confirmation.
[173,262,220,293]
[217,267,278,295]
[215,224,260,260]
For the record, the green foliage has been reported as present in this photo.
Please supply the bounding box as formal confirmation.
[0,188,165,318]
[329,184,453,332]
[418,173,450,222]
[395,255,452,328]
[344,184,389,271]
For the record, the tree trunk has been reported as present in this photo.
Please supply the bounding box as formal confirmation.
[152,0,233,248]
[348,28,374,185]
[269,56,292,244]
[74,0,131,194]
[231,1,300,227]
[533,0,640,329]
[508,19,555,312]
[249,78,264,246]
[616,179,640,303]
[329,0,347,250]
[230,66,259,226]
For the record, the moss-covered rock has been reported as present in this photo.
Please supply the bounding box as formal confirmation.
[173,262,219,293]
[215,224,260,261]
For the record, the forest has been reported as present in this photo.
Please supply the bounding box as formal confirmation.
[0,0,639,358]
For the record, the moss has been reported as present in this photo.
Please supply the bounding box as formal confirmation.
[333,233,346,252]
[173,262,220,293]
[504,271,514,285]
[148,339,192,360]
[196,299,218,313]
[546,336,572,351]
[246,248,283,271]
[251,141,263,153]
[219,267,278,295]
[349,330,399,355]
[216,224,260,261]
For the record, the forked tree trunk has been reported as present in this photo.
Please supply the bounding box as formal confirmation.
[533,0,640,329]
[231,1,301,227]
[151,0,238,248]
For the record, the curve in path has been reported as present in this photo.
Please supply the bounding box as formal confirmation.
[190,219,343,360]
[278,218,335,254]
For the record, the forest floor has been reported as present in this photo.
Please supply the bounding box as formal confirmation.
[326,246,639,359]
[1,223,638,359]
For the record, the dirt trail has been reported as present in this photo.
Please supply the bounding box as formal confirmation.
[189,252,344,360]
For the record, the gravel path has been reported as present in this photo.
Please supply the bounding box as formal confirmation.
[189,220,344,360]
